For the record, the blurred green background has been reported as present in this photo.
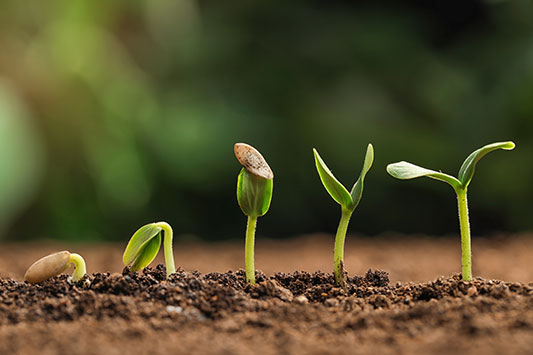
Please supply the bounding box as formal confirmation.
[0,0,532,242]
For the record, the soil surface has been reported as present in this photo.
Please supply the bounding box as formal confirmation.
[0,234,532,355]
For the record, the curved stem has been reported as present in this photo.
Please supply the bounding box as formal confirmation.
[68,253,86,282]
[334,208,353,287]
[155,222,176,278]
[456,188,472,281]
[245,216,258,284]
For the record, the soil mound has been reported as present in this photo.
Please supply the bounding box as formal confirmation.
[1,266,532,354]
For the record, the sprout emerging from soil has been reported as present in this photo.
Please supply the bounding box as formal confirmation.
[24,251,86,284]
[387,141,515,281]
[123,222,175,279]
[234,143,274,284]
[313,144,374,288]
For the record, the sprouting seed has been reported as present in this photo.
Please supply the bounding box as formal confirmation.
[387,141,515,281]
[123,221,176,279]
[24,251,87,284]
[235,143,274,284]
[313,144,374,288]
[234,143,274,180]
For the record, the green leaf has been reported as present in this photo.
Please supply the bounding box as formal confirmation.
[130,233,161,271]
[349,144,374,210]
[387,161,462,190]
[313,148,352,208]
[237,168,273,218]
[458,141,515,188]
[123,223,163,270]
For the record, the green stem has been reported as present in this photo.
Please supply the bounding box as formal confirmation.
[245,216,258,284]
[456,188,472,281]
[334,208,353,287]
[156,222,176,278]
[68,253,86,282]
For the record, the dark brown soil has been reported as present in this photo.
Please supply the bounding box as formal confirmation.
[1,235,532,354]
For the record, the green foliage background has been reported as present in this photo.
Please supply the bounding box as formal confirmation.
[0,0,532,241]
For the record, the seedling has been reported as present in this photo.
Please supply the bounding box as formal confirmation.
[123,221,176,279]
[234,143,274,284]
[313,144,374,287]
[24,251,86,284]
[387,141,515,281]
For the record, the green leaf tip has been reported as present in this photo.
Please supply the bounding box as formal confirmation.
[123,223,163,271]
[237,168,273,218]
[313,143,374,211]
[458,141,515,188]
[349,143,374,210]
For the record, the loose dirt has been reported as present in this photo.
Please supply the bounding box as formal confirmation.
[0,234,532,355]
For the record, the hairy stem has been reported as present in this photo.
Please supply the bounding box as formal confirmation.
[245,216,258,284]
[68,253,86,282]
[156,222,176,278]
[334,208,353,287]
[456,188,472,281]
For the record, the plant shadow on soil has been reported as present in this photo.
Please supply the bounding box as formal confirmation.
[1,265,532,354]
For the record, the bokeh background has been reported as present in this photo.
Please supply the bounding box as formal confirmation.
[0,0,532,242]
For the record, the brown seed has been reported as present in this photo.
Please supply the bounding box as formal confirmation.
[234,143,274,179]
[24,251,71,283]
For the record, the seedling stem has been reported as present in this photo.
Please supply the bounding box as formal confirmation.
[68,253,87,282]
[158,222,176,276]
[334,208,352,286]
[456,188,472,281]
[245,216,258,284]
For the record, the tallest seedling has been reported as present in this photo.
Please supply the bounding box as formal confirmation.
[313,144,374,287]
[387,141,515,281]
[234,143,274,284]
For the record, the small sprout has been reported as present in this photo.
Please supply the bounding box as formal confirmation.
[123,221,176,279]
[387,141,515,281]
[24,251,87,284]
[234,143,274,284]
[313,144,374,287]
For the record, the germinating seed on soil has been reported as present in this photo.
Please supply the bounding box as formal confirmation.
[24,250,86,283]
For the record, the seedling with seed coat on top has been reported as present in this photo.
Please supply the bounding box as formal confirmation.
[387,141,515,281]
[234,143,274,284]
[123,221,176,279]
[313,144,374,287]
[24,251,86,284]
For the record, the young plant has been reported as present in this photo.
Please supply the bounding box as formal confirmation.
[234,143,274,284]
[123,221,175,279]
[313,144,374,287]
[386,141,515,281]
[24,251,86,284]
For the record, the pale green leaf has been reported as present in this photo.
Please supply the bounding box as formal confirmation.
[313,148,352,208]
[458,141,515,188]
[387,161,462,190]
[123,223,162,269]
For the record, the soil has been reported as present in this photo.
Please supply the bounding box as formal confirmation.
[0,234,532,355]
